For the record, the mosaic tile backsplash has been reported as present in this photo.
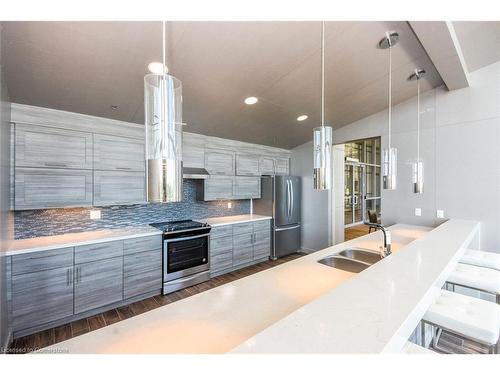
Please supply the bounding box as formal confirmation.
[14,180,250,239]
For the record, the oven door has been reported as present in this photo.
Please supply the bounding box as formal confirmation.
[164,233,210,281]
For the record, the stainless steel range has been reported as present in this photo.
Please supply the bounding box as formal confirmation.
[150,220,211,294]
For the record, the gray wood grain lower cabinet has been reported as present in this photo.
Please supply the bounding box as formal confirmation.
[15,167,93,210]
[12,266,74,331]
[124,250,162,299]
[94,134,145,172]
[11,247,73,275]
[236,154,260,176]
[204,149,235,175]
[234,176,261,199]
[233,233,254,266]
[74,257,124,314]
[94,170,145,206]
[15,124,93,169]
[253,229,271,259]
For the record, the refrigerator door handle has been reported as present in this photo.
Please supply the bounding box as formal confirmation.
[286,179,291,218]
[275,224,301,232]
[290,179,294,217]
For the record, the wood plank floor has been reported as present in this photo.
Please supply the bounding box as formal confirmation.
[7,253,305,354]
[344,224,371,241]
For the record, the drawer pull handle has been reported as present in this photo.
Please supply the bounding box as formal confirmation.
[116,167,132,170]
[45,163,68,167]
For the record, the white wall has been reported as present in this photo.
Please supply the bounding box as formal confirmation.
[333,61,500,252]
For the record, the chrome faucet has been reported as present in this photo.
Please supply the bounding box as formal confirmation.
[364,222,392,257]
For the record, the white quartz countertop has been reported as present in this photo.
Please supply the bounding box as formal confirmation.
[5,226,162,256]
[6,214,272,256]
[39,221,473,354]
[201,214,271,227]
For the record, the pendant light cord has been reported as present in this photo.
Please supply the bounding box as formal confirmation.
[417,74,420,164]
[388,33,392,150]
[162,21,166,74]
[321,21,325,128]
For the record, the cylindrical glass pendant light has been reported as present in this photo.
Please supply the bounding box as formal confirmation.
[313,21,333,190]
[408,68,426,194]
[144,21,183,203]
[379,32,399,190]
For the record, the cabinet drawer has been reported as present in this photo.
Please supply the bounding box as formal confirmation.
[15,124,92,170]
[124,235,162,256]
[93,134,145,172]
[15,167,93,210]
[253,220,270,232]
[233,245,253,267]
[210,225,233,239]
[210,236,233,256]
[124,249,162,276]
[12,247,73,276]
[233,222,253,236]
[75,240,124,264]
[211,252,233,273]
[12,266,74,331]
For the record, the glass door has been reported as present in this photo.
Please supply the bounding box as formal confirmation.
[344,163,365,227]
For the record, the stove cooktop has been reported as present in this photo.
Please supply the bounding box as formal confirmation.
[150,220,210,233]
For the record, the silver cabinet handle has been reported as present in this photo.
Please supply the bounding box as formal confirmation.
[66,268,70,286]
[75,267,80,284]
[45,162,68,167]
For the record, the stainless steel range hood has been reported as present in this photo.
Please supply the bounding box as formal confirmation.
[183,167,209,179]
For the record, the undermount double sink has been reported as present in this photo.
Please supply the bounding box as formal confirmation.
[318,247,383,273]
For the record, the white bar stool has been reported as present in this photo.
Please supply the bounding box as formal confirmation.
[402,341,435,354]
[422,290,500,354]
[446,263,500,304]
[460,249,500,271]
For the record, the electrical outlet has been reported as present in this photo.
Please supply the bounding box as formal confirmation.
[415,208,422,217]
[436,210,444,219]
[89,209,101,220]
[227,202,232,209]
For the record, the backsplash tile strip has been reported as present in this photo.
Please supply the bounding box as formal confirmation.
[14,180,250,239]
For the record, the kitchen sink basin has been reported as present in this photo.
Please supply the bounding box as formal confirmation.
[317,256,370,273]
[338,248,382,265]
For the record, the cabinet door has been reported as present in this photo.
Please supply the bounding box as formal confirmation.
[15,124,92,169]
[236,154,260,176]
[202,176,234,201]
[12,267,74,331]
[183,135,205,168]
[205,150,235,175]
[94,170,145,206]
[233,233,253,266]
[275,158,290,175]
[234,176,261,199]
[15,167,93,209]
[259,157,275,175]
[124,250,162,299]
[74,257,123,314]
[253,230,271,260]
[94,134,145,172]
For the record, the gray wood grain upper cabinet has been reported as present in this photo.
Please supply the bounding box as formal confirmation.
[259,157,275,175]
[275,158,290,175]
[204,149,235,175]
[94,170,145,206]
[15,167,93,210]
[74,256,124,314]
[236,154,260,176]
[183,135,205,168]
[93,134,145,172]
[11,248,74,332]
[198,176,234,201]
[15,124,92,169]
[123,235,162,299]
[234,176,261,199]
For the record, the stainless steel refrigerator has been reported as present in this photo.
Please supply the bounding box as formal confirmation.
[253,175,301,259]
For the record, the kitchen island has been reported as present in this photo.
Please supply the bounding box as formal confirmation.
[40,219,478,354]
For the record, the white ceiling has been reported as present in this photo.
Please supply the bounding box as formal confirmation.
[1,21,494,149]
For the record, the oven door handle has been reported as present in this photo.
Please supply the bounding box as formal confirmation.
[164,233,210,243]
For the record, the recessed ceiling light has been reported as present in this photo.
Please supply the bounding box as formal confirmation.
[148,62,168,75]
[244,96,258,105]
[110,105,118,110]
[297,115,308,122]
